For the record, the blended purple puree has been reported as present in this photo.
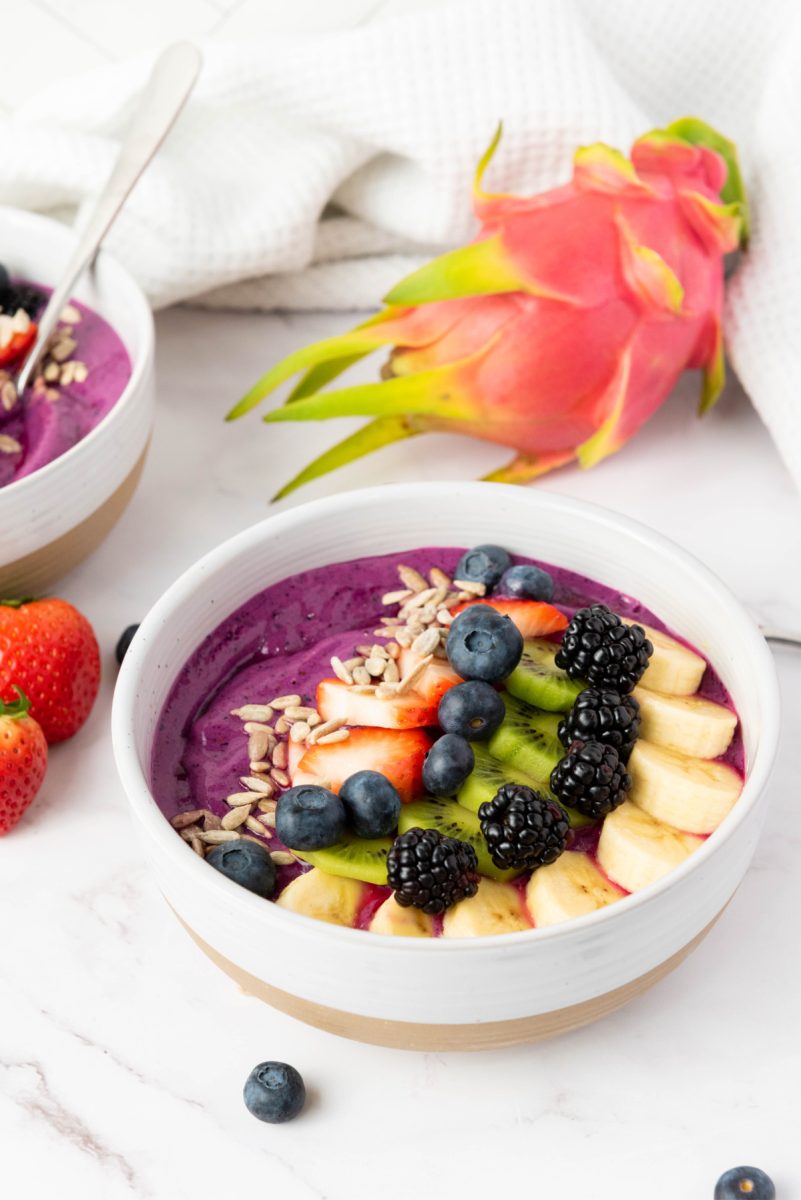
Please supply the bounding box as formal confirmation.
[0,283,131,488]
[151,546,743,843]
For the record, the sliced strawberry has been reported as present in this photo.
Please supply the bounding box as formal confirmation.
[450,598,568,639]
[317,677,437,730]
[287,738,307,778]
[398,649,462,705]
[0,323,37,369]
[293,727,432,803]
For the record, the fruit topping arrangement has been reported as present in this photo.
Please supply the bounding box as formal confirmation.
[0,597,100,834]
[170,545,743,938]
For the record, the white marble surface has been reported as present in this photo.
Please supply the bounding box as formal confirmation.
[2,306,800,1199]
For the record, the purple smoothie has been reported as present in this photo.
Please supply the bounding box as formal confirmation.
[0,283,131,488]
[151,545,743,833]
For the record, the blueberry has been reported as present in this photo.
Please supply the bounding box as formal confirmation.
[206,840,276,898]
[714,1167,775,1200]
[115,623,140,666]
[438,680,505,741]
[276,784,346,851]
[499,564,554,602]
[454,544,511,590]
[446,604,523,683]
[0,263,9,296]
[243,1061,306,1124]
[340,770,401,838]
[422,733,475,794]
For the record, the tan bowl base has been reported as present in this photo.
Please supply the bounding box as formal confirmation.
[179,913,720,1051]
[0,445,149,594]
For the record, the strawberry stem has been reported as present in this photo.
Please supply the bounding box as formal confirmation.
[0,686,30,720]
[0,597,35,608]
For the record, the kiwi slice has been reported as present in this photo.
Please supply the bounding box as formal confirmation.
[294,833,392,885]
[459,744,594,829]
[398,796,519,882]
[505,639,583,712]
[487,693,564,780]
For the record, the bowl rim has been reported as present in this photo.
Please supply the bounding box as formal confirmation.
[112,482,781,953]
[0,204,154,500]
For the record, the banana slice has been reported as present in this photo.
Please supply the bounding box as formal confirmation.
[597,801,703,892]
[276,868,362,926]
[442,878,531,938]
[624,620,706,696]
[628,739,741,834]
[526,851,624,927]
[370,895,434,937]
[633,685,737,759]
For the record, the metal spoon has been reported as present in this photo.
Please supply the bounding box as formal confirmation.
[13,41,202,398]
[762,627,801,648]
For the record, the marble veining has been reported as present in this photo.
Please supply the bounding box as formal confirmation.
[1,306,799,1199]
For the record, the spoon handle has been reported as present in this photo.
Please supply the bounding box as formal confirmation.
[15,41,202,395]
[762,627,801,648]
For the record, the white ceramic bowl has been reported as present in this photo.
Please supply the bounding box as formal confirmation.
[0,207,154,593]
[112,484,779,1050]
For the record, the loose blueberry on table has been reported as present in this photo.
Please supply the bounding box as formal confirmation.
[714,1166,775,1200]
[243,1061,306,1124]
[155,543,744,937]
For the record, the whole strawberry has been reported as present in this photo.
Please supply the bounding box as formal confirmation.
[0,688,47,834]
[0,598,100,743]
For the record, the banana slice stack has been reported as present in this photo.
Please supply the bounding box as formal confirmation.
[275,622,742,938]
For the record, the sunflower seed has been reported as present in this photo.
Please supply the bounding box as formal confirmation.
[226,790,261,806]
[170,809,205,830]
[380,616,404,626]
[43,362,60,382]
[429,567,452,589]
[231,704,274,722]
[364,657,386,677]
[306,712,321,727]
[272,742,289,769]
[430,585,450,608]
[437,608,454,625]
[257,797,277,813]
[375,682,401,698]
[270,767,291,786]
[240,775,274,793]
[73,362,89,384]
[383,657,400,683]
[260,809,277,827]
[274,715,291,735]
[222,805,251,830]
[382,588,413,605]
[271,851,296,866]
[289,720,310,743]
[202,811,222,831]
[247,729,271,762]
[417,604,438,625]
[1,381,16,411]
[398,565,428,592]
[412,628,441,657]
[352,665,371,685]
[60,304,81,324]
[285,705,317,721]
[179,826,202,841]
[371,644,389,660]
[249,760,272,773]
[386,642,401,660]
[402,586,439,612]
[315,729,350,745]
[349,685,378,694]
[397,654,433,694]
[245,815,270,836]
[243,720,275,735]
[453,579,487,596]
[307,718,345,743]
[343,657,365,671]
[372,629,396,639]
[330,655,353,683]
[0,434,22,454]
[394,628,413,648]
[199,829,241,844]
[189,836,205,857]
[49,336,77,362]
[269,694,302,710]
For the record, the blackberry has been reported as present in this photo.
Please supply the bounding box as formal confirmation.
[550,739,631,820]
[387,826,479,914]
[558,687,641,761]
[479,783,569,872]
[554,604,652,693]
[0,282,45,318]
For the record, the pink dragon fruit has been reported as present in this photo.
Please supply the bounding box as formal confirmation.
[229,118,747,496]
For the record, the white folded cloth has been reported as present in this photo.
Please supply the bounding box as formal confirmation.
[2,0,800,483]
